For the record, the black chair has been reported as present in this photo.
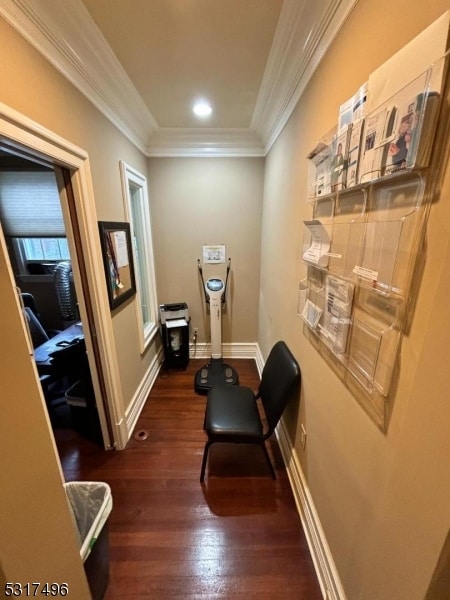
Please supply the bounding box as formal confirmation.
[22,307,64,410]
[21,292,60,338]
[21,292,41,321]
[23,306,49,348]
[200,340,301,482]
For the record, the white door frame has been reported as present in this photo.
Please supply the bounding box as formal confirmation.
[0,101,129,449]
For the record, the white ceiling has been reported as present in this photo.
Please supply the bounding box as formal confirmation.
[1,0,358,156]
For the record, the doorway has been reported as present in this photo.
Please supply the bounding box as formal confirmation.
[0,103,129,451]
[0,147,112,450]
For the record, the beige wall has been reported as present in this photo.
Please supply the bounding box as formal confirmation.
[0,16,158,407]
[0,15,156,589]
[261,1,450,599]
[148,157,263,344]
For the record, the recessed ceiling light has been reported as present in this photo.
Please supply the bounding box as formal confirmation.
[193,101,212,118]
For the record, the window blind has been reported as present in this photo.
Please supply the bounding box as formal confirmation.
[0,171,65,236]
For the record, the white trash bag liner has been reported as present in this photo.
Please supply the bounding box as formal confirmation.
[64,481,112,562]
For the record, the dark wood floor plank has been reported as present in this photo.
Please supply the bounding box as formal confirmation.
[55,358,322,599]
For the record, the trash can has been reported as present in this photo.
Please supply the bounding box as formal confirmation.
[64,481,113,600]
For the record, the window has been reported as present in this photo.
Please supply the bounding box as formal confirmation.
[0,170,68,275]
[0,171,64,236]
[120,161,158,351]
[21,237,70,261]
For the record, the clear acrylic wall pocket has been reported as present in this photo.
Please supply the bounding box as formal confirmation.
[358,57,445,185]
[297,279,308,318]
[346,311,401,396]
[327,188,367,279]
[306,126,337,200]
[345,288,403,395]
[353,172,426,296]
[316,274,354,355]
[302,219,333,269]
[299,268,325,331]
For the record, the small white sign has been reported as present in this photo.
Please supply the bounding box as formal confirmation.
[353,265,379,281]
[302,220,330,267]
[203,245,226,264]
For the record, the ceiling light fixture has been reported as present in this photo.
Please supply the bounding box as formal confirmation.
[193,101,212,118]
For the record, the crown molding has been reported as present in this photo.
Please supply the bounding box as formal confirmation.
[0,0,157,154]
[252,0,359,151]
[147,128,265,158]
[1,0,358,157]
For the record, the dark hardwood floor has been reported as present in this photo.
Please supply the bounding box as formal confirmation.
[54,358,322,599]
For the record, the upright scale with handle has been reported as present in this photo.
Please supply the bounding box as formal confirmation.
[194,257,239,394]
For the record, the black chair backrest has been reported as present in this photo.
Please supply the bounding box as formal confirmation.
[23,306,49,348]
[259,341,301,434]
[21,292,40,318]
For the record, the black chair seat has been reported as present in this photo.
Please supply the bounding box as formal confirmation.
[205,385,262,438]
[200,341,301,482]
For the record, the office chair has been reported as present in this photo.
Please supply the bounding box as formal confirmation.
[21,292,41,320]
[22,306,64,410]
[200,340,301,482]
[23,306,49,348]
[21,291,60,338]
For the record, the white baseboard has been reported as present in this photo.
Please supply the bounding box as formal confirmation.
[190,342,259,360]
[124,348,163,440]
[276,420,346,600]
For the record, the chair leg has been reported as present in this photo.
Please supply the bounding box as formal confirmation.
[200,440,212,482]
[261,442,276,480]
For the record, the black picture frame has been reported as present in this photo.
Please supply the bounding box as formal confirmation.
[98,221,136,310]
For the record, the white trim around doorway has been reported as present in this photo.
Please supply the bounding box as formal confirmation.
[0,101,128,449]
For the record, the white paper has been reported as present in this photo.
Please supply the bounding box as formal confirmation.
[346,119,364,188]
[113,230,129,268]
[338,82,368,132]
[166,318,188,328]
[203,245,225,263]
[307,142,332,196]
[331,126,350,192]
[303,220,330,267]
[360,107,396,183]
[338,96,354,133]
[320,276,354,353]
[301,299,322,329]
[353,265,379,282]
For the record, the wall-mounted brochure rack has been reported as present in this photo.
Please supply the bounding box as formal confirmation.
[306,56,445,199]
[300,51,448,430]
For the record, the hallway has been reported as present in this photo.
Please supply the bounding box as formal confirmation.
[56,358,322,599]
